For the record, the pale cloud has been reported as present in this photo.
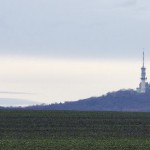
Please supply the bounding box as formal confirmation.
[117,0,137,7]
[0,91,34,95]
[0,55,144,105]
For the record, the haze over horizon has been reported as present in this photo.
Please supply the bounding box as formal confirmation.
[0,0,150,106]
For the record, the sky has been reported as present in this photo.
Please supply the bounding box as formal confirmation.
[0,0,150,106]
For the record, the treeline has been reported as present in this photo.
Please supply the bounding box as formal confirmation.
[1,89,150,111]
[24,89,150,111]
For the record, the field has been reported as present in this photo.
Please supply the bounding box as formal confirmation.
[1,110,150,149]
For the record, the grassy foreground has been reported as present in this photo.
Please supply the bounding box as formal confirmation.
[1,110,150,149]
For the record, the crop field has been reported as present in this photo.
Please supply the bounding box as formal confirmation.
[1,110,150,149]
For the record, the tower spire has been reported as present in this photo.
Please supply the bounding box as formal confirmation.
[143,51,145,67]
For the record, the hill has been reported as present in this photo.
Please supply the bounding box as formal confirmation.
[24,89,150,111]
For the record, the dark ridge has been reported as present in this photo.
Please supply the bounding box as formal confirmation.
[1,88,149,112]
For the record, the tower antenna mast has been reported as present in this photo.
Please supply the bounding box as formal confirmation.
[137,51,148,93]
[143,51,145,67]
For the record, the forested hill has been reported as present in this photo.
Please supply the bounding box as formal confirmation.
[24,89,150,112]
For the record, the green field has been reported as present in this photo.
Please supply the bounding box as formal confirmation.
[1,110,150,149]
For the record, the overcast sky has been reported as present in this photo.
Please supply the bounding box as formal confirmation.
[0,0,150,106]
